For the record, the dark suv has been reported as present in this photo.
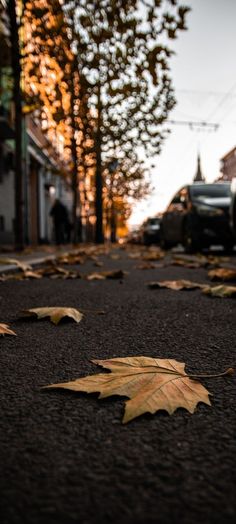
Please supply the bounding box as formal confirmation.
[160,182,234,252]
[141,217,161,245]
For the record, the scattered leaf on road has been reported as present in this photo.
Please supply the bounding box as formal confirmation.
[23,270,42,279]
[202,284,236,298]
[128,252,143,259]
[208,268,236,282]
[43,356,233,423]
[148,279,205,290]
[86,272,106,280]
[37,265,80,279]
[171,257,201,269]
[110,254,121,260]
[22,307,83,325]
[136,262,157,270]
[0,257,32,271]
[86,269,126,280]
[142,250,165,261]
[0,323,16,336]
[56,253,85,265]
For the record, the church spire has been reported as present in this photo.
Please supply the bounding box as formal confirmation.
[193,153,205,182]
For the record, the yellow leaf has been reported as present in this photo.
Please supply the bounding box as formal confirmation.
[43,356,218,423]
[22,307,83,325]
[208,268,236,282]
[148,279,205,290]
[0,323,16,336]
[202,285,236,298]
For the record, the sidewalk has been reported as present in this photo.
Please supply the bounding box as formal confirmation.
[0,244,76,274]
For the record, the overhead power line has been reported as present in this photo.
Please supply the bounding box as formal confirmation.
[167,120,219,131]
[176,88,236,98]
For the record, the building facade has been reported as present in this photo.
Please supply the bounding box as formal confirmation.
[0,0,73,247]
[220,146,236,182]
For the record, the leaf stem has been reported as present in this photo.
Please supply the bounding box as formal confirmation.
[189,368,234,379]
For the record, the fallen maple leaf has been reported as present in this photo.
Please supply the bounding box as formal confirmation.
[0,323,16,336]
[22,307,83,325]
[86,269,126,280]
[86,272,106,280]
[208,268,236,282]
[43,356,233,423]
[23,270,42,279]
[0,257,32,271]
[136,262,157,270]
[142,251,165,261]
[171,257,201,269]
[148,279,205,291]
[202,284,236,298]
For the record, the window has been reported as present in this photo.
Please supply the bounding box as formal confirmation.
[190,184,231,199]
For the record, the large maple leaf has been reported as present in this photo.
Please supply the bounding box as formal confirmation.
[22,307,83,325]
[43,356,231,423]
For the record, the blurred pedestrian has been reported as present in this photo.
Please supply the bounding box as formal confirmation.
[50,199,69,245]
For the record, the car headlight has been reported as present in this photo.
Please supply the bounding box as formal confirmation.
[195,204,224,217]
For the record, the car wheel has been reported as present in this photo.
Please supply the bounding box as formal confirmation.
[183,223,199,253]
[223,242,234,254]
[159,227,171,250]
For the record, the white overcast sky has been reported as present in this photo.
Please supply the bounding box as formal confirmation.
[129,0,236,226]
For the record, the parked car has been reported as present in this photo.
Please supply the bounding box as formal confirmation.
[160,182,235,252]
[141,217,161,245]
[127,228,142,244]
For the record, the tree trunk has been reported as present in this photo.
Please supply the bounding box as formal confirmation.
[71,128,79,244]
[110,200,117,243]
[95,81,104,243]
[8,0,24,251]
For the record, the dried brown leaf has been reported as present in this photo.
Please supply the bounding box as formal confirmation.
[44,356,219,423]
[0,257,32,271]
[22,307,83,325]
[202,284,236,298]
[171,257,201,269]
[136,262,157,270]
[128,252,142,259]
[142,251,165,261]
[23,270,42,279]
[93,261,104,267]
[86,269,126,280]
[208,267,236,282]
[0,323,16,336]
[86,272,106,281]
[148,279,205,290]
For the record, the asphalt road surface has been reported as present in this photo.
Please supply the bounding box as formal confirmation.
[0,244,236,524]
